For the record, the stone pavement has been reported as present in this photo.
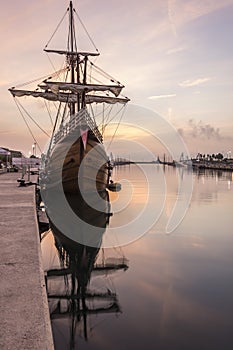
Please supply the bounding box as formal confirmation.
[0,172,54,350]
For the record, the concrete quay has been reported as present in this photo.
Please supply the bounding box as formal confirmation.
[0,172,54,350]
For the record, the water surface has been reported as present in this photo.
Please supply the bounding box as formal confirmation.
[41,165,233,350]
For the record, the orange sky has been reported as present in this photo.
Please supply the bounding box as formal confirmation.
[1,0,233,158]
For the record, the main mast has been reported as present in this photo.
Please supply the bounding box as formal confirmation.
[9,2,130,117]
[69,0,78,115]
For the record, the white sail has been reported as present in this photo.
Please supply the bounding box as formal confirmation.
[39,81,123,97]
[9,89,130,105]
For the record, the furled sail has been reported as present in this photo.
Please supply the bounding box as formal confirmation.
[39,81,124,97]
[86,95,130,104]
[44,49,100,57]
[9,89,130,104]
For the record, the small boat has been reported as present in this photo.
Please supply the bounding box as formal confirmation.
[9,1,129,213]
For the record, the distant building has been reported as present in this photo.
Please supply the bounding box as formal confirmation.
[0,147,23,159]
[12,157,41,167]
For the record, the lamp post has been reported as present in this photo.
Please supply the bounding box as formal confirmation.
[32,143,36,157]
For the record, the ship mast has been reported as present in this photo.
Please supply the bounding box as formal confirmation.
[9,1,130,118]
[69,0,77,115]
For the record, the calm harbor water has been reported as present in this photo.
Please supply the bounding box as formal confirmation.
[41,164,233,350]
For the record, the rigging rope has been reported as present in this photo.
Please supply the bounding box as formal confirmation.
[45,53,68,82]
[104,105,125,126]
[14,67,67,89]
[15,99,50,138]
[43,100,54,127]
[13,98,42,153]
[90,61,120,84]
[72,13,78,52]
[106,106,127,151]
[44,8,69,49]
[73,9,99,52]
[99,104,125,139]
[61,99,68,124]
[47,101,63,156]
[102,105,114,126]
[59,70,70,124]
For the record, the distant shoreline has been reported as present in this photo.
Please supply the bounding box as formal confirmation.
[113,159,233,172]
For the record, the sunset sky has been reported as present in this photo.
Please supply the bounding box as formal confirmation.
[0,0,233,158]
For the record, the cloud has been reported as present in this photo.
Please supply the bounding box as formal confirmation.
[148,94,176,100]
[181,119,221,139]
[166,46,187,55]
[179,77,212,87]
[0,130,16,135]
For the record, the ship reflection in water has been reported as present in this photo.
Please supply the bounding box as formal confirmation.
[41,189,128,350]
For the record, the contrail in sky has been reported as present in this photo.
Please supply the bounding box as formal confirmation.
[167,0,177,36]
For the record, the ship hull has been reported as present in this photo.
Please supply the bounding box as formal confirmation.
[42,120,110,195]
[40,110,111,245]
[62,133,109,194]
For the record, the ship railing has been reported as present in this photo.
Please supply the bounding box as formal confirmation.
[53,108,103,144]
[84,112,103,142]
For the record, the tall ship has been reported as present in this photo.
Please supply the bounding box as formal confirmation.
[9,1,129,200]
